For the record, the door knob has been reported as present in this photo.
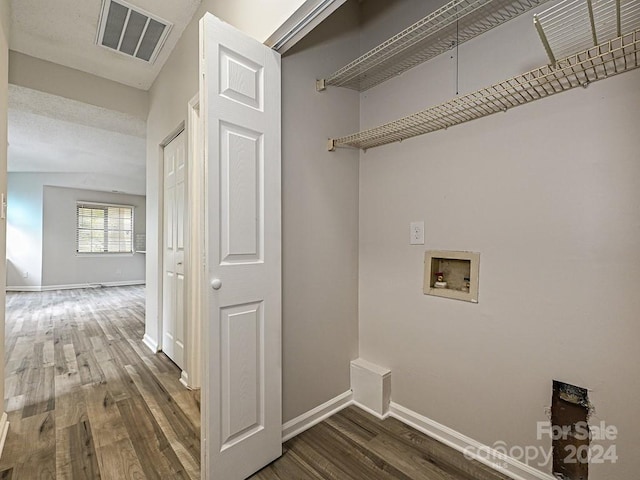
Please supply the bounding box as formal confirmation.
[177,262,183,265]
[211,278,222,290]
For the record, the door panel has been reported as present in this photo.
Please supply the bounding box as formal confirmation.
[221,301,264,449]
[162,130,186,369]
[220,122,262,263]
[219,47,263,110]
[200,13,281,480]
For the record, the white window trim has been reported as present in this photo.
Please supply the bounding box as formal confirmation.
[76,201,135,255]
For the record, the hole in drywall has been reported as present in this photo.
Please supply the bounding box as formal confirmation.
[551,380,590,480]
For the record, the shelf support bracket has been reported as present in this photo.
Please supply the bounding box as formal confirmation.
[327,138,336,151]
[316,78,327,92]
[586,0,598,46]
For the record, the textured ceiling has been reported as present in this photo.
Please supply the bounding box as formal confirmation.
[10,0,202,90]
[8,85,146,191]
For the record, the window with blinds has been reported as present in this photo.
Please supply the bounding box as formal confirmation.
[76,202,134,254]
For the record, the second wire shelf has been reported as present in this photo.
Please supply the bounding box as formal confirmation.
[327,29,640,151]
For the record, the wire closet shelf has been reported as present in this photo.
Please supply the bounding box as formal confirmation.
[316,0,553,92]
[534,0,640,64]
[327,29,640,151]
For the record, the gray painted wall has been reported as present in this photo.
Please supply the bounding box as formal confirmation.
[281,1,360,421]
[357,1,640,478]
[7,173,145,289]
[42,186,145,287]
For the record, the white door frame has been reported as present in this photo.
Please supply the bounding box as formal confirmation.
[155,98,205,390]
[183,94,204,389]
[157,123,185,357]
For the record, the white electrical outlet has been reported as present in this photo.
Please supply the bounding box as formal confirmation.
[410,221,424,245]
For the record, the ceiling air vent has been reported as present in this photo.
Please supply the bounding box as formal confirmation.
[96,0,172,63]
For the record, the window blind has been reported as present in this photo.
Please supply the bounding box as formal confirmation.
[76,202,134,254]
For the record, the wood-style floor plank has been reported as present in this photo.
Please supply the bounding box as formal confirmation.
[116,397,189,479]
[95,438,147,480]
[2,411,56,479]
[4,285,512,480]
[2,286,200,480]
[252,406,512,480]
[57,416,101,479]
[125,364,200,478]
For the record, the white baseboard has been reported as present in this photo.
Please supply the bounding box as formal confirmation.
[6,285,41,292]
[279,394,554,480]
[278,390,554,480]
[282,390,353,442]
[353,400,389,420]
[0,412,9,458]
[388,402,555,480]
[142,334,159,353]
[7,280,145,292]
[179,371,190,389]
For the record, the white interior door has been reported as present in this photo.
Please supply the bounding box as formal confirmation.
[162,130,186,369]
[200,13,282,480]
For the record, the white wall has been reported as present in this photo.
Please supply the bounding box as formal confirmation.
[281,1,360,420]
[146,0,360,421]
[7,173,146,289]
[41,186,145,288]
[7,53,148,197]
[144,0,200,352]
[357,1,640,478]
[9,51,148,119]
[6,173,43,287]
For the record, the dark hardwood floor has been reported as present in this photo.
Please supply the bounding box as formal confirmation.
[2,285,509,480]
[2,286,200,479]
[252,406,510,480]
